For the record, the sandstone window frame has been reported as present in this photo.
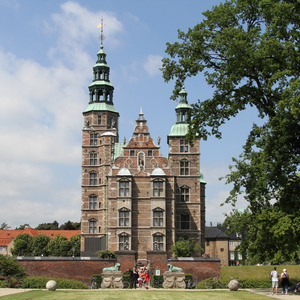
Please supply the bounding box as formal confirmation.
[98,114,102,125]
[118,207,130,227]
[180,159,190,176]
[152,178,165,197]
[153,233,164,251]
[89,151,98,165]
[180,185,190,202]
[88,194,97,209]
[89,171,97,186]
[88,219,97,234]
[118,232,130,250]
[118,178,131,197]
[153,208,164,227]
[90,132,98,146]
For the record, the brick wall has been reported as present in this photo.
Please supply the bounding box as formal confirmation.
[17,254,220,285]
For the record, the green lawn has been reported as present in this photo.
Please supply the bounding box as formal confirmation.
[0,290,271,300]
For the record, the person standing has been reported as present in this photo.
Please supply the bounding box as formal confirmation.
[281,269,290,294]
[270,267,279,295]
[144,270,150,289]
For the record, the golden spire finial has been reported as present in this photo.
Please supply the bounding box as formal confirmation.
[97,18,104,45]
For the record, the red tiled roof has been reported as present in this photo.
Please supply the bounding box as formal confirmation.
[0,229,81,246]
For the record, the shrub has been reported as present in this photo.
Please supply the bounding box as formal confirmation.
[151,275,163,288]
[97,250,116,259]
[23,276,88,289]
[0,255,27,278]
[91,274,102,288]
[122,274,131,287]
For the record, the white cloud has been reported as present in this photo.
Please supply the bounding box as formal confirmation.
[143,54,163,77]
[0,2,124,227]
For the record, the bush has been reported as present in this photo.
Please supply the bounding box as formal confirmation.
[0,255,27,278]
[97,250,116,259]
[91,274,102,288]
[23,276,88,289]
[122,274,131,287]
[151,275,163,288]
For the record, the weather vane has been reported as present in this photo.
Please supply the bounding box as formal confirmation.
[97,19,104,45]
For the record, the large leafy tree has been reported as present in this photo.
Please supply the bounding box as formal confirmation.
[162,0,299,262]
[11,234,33,256]
[31,234,51,256]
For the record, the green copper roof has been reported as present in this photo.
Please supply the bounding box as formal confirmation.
[200,169,206,183]
[168,123,189,136]
[89,81,114,88]
[114,142,125,160]
[176,102,192,110]
[84,103,119,113]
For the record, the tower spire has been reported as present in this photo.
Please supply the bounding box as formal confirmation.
[97,19,104,46]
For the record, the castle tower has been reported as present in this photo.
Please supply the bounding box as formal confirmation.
[168,87,206,250]
[81,43,120,256]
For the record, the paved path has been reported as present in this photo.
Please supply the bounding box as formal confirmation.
[0,288,300,298]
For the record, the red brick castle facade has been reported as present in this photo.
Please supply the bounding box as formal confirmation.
[80,44,206,261]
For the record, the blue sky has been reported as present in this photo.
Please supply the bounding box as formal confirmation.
[0,0,257,228]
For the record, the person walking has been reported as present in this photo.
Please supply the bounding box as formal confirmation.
[270,267,279,295]
[280,269,290,294]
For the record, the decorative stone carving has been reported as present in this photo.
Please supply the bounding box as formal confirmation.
[101,272,124,289]
[228,280,239,291]
[102,263,121,273]
[163,271,186,289]
[166,263,183,273]
[46,280,57,291]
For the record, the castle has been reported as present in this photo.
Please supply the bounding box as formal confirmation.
[80,43,206,261]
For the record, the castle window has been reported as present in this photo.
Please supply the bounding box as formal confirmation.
[89,219,97,234]
[130,150,135,156]
[153,179,164,197]
[180,186,190,202]
[98,114,102,125]
[180,214,190,230]
[119,208,130,226]
[119,180,130,197]
[89,172,97,185]
[89,152,97,165]
[90,132,98,146]
[89,194,97,209]
[180,159,189,175]
[153,209,164,227]
[153,234,164,251]
[148,150,153,156]
[180,140,189,153]
[119,233,130,250]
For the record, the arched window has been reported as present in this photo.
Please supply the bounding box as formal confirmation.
[119,180,130,197]
[89,172,97,185]
[153,233,164,251]
[153,179,164,197]
[89,194,97,209]
[119,208,130,227]
[119,233,130,250]
[180,185,190,202]
[153,208,164,227]
[89,219,97,234]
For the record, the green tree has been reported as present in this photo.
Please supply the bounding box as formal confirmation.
[60,220,81,230]
[0,222,10,230]
[31,234,50,256]
[162,0,300,262]
[11,234,33,256]
[15,224,30,230]
[69,234,81,257]
[35,221,59,230]
[171,238,203,257]
[0,255,27,278]
[47,235,71,257]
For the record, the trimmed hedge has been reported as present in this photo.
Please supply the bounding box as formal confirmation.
[197,277,300,289]
[22,276,88,289]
